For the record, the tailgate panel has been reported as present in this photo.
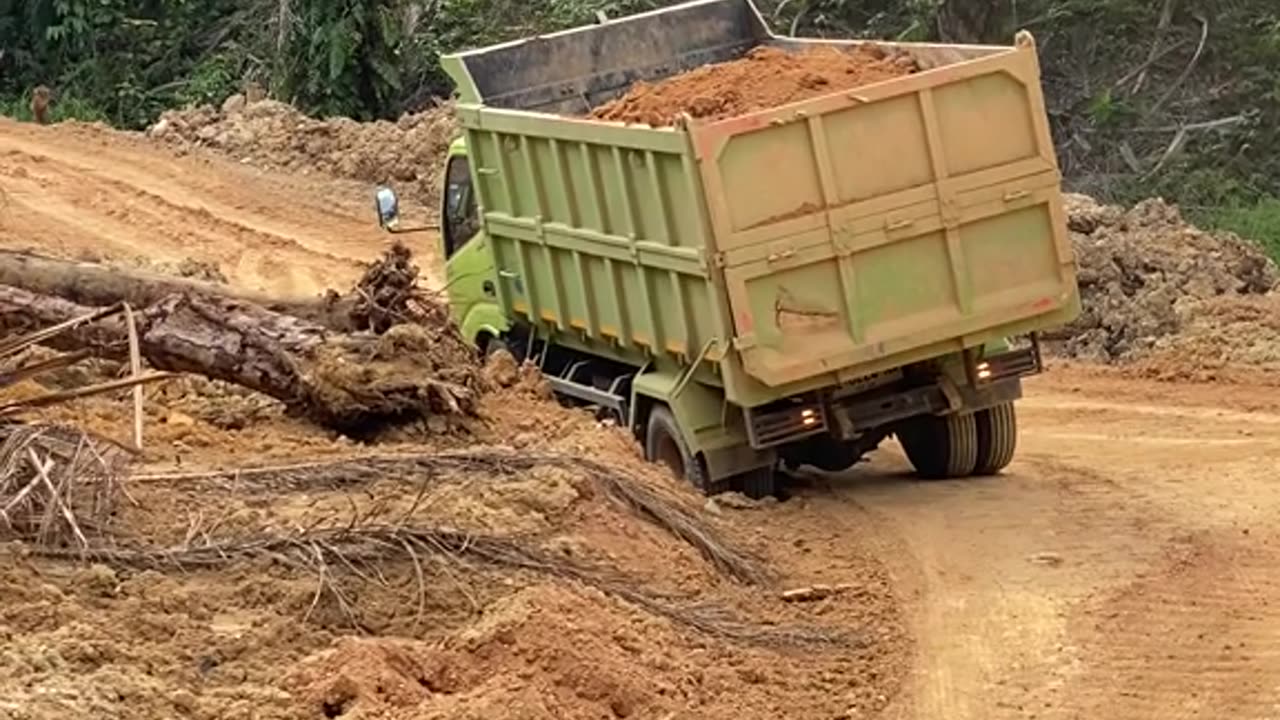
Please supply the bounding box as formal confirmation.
[691,42,1077,388]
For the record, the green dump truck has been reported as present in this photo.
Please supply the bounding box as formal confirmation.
[374,0,1081,497]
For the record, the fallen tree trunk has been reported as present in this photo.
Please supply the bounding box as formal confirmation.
[0,250,359,332]
[0,285,481,436]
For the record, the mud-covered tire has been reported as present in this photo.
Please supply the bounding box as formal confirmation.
[737,466,777,500]
[898,412,979,480]
[645,406,714,493]
[973,402,1017,476]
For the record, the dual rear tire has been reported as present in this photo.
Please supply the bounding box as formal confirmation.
[646,401,1018,496]
[898,402,1017,479]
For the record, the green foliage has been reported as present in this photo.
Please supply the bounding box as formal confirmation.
[178,55,242,109]
[0,88,107,124]
[0,0,249,127]
[1203,197,1280,264]
[1085,88,1134,128]
[272,0,406,119]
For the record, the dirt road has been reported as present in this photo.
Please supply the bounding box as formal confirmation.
[0,118,439,296]
[777,364,1280,720]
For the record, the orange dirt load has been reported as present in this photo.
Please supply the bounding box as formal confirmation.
[589,45,919,126]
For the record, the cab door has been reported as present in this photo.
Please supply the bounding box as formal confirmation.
[441,153,500,338]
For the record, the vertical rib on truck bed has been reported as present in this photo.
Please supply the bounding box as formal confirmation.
[687,34,1077,388]
[457,108,722,361]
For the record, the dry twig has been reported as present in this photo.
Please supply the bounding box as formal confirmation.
[123,303,145,449]
[0,423,130,548]
[31,523,844,647]
[1145,14,1210,121]
[131,447,772,585]
[0,372,175,416]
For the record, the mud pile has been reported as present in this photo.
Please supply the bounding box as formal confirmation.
[1052,194,1280,366]
[0,343,907,720]
[590,44,919,126]
[0,387,908,720]
[147,99,458,211]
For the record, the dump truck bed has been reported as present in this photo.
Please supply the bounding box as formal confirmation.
[442,0,1079,408]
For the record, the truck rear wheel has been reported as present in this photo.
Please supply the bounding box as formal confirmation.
[973,403,1017,475]
[898,412,978,480]
[645,406,715,493]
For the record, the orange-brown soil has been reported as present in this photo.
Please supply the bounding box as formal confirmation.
[590,44,919,127]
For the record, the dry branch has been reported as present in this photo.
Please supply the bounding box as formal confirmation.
[0,423,130,547]
[123,303,145,449]
[1129,0,1177,94]
[0,372,176,416]
[0,302,126,359]
[131,447,771,585]
[0,350,91,387]
[31,523,842,647]
[1145,13,1210,120]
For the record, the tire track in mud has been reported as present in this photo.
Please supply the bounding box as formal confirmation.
[0,119,437,297]
[0,125,374,248]
[1,146,363,295]
[829,371,1280,720]
[1039,529,1280,720]
[1003,379,1280,720]
[806,451,1163,720]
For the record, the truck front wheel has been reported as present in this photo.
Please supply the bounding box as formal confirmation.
[897,412,979,480]
[973,402,1017,475]
[644,406,715,494]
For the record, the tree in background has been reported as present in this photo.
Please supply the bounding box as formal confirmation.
[0,0,251,126]
[271,0,405,120]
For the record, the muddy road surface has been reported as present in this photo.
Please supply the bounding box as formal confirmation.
[777,364,1280,720]
[0,118,440,296]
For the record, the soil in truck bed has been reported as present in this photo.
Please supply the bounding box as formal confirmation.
[589,44,920,127]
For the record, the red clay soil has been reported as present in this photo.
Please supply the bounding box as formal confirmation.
[590,44,919,127]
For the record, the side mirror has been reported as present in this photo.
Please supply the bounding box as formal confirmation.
[374,186,400,230]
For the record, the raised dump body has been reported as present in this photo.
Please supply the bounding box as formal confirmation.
[417,0,1080,494]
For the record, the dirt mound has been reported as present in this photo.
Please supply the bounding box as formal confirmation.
[1050,194,1280,364]
[0,560,327,720]
[289,580,898,720]
[1124,294,1280,383]
[590,44,919,127]
[0,355,908,720]
[147,99,458,214]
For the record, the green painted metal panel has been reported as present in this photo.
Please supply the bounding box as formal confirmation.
[463,116,720,367]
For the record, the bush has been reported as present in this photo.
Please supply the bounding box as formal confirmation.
[1205,198,1280,264]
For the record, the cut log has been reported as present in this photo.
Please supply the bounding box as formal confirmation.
[0,250,359,332]
[0,285,481,436]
